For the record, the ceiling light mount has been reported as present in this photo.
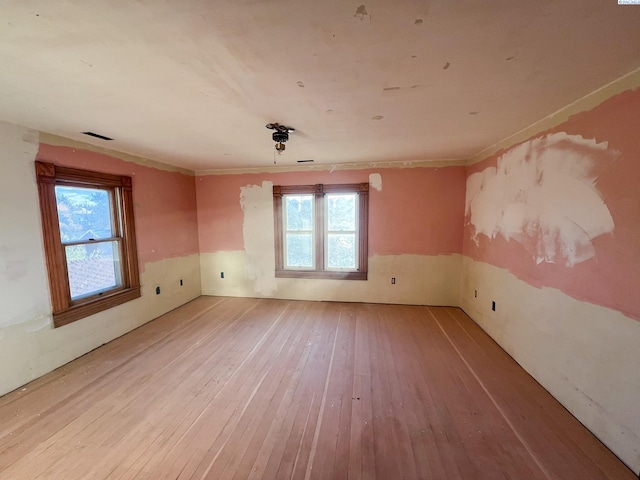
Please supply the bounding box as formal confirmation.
[266,123,295,155]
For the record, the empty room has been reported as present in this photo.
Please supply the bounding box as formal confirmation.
[0,1,639,479]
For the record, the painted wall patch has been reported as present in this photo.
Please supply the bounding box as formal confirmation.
[465,132,617,266]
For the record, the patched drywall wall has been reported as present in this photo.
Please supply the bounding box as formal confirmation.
[464,88,640,321]
[197,166,466,304]
[0,125,50,331]
[461,86,640,473]
[466,133,616,267]
[0,126,202,396]
[240,181,276,296]
[369,172,382,191]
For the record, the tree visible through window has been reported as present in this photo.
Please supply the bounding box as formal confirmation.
[36,161,141,327]
[273,183,368,280]
[326,193,358,269]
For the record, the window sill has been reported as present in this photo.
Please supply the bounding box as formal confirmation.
[53,286,141,327]
[275,270,367,280]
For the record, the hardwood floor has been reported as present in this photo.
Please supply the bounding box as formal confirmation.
[0,297,634,479]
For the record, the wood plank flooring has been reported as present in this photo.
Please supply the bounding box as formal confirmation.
[0,297,634,479]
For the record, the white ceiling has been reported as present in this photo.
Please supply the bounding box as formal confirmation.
[1,1,639,171]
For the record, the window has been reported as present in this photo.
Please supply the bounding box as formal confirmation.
[36,161,141,327]
[273,183,368,280]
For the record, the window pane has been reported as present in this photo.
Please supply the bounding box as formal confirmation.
[286,233,313,268]
[66,241,122,300]
[55,186,115,242]
[327,233,356,269]
[285,195,313,231]
[327,194,356,231]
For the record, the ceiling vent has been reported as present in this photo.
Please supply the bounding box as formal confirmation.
[82,131,113,141]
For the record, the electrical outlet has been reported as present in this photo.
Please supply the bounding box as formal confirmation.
[391,277,396,285]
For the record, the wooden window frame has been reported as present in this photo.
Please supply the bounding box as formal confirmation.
[36,161,141,327]
[273,183,368,280]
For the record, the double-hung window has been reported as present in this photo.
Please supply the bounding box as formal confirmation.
[36,161,141,327]
[273,183,368,280]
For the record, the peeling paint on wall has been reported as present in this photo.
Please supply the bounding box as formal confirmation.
[369,173,382,191]
[465,132,616,266]
[240,181,277,296]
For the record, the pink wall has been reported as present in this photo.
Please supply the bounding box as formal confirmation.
[196,167,466,257]
[37,144,200,268]
[463,88,640,320]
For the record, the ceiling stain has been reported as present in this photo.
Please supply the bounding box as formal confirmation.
[506,55,515,61]
[415,19,423,25]
[325,109,334,115]
[372,115,384,120]
[354,5,369,21]
[443,62,451,70]
[469,111,479,115]
[383,86,401,91]
[297,81,305,88]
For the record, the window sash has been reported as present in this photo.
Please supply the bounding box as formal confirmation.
[324,193,359,271]
[65,238,125,302]
[55,185,119,242]
[283,194,315,269]
[62,236,120,247]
